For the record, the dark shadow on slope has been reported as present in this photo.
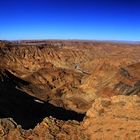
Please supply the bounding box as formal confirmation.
[0,70,85,129]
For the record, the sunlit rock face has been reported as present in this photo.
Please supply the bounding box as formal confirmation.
[82,95,140,140]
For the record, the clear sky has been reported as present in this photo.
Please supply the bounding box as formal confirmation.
[0,0,140,41]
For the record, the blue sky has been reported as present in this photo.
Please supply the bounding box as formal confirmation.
[0,0,140,41]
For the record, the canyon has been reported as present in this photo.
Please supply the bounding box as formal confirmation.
[0,40,140,139]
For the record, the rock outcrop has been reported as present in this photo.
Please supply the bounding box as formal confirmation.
[82,95,140,140]
[0,95,140,140]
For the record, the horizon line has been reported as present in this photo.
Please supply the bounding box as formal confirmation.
[1,39,140,44]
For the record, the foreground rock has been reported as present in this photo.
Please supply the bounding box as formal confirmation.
[0,117,88,140]
[82,95,140,140]
[0,95,140,140]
